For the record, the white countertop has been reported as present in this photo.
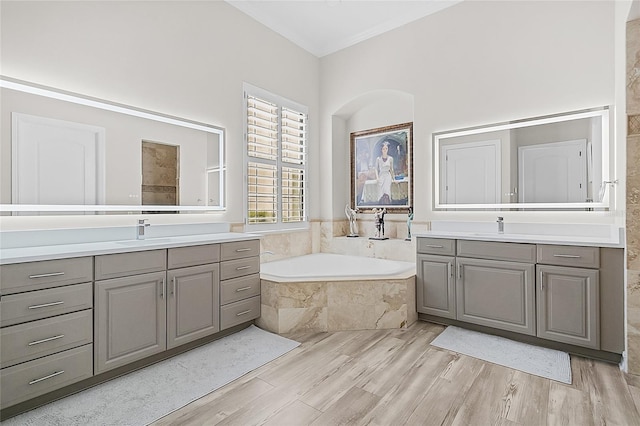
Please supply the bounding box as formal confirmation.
[0,232,261,265]
[415,230,624,248]
[415,220,626,248]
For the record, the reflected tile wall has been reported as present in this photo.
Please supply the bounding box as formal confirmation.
[628,18,640,375]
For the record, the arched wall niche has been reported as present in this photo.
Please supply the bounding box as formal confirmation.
[328,90,414,219]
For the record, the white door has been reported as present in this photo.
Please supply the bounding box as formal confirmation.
[12,113,105,208]
[441,140,501,204]
[518,139,587,203]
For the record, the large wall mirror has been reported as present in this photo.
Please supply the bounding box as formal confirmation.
[0,77,225,214]
[433,107,612,210]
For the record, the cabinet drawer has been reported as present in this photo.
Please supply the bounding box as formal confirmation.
[417,238,456,256]
[221,274,260,305]
[1,310,93,369]
[95,249,166,280]
[221,240,260,261]
[0,282,93,328]
[0,344,93,409]
[220,256,260,281]
[168,244,220,269]
[537,245,599,268]
[220,295,260,330]
[457,240,536,263]
[0,257,93,295]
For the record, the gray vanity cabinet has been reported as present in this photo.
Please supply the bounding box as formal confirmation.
[95,245,224,373]
[416,254,456,319]
[416,237,618,356]
[166,244,221,348]
[456,258,536,335]
[536,245,600,349]
[0,257,94,410]
[166,264,220,349]
[94,250,167,374]
[219,239,261,330]
[1,236,261,417]
[94,271,167,374]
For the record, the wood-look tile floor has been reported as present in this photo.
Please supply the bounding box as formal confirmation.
[153,321,640,426]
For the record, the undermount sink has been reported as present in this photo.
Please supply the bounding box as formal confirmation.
[115,238,174,246]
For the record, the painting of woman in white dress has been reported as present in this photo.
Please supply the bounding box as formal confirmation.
[375,141,395,204]
[350,122,413,212]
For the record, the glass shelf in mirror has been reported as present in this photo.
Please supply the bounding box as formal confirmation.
[433,107,613,211]
[0,76,225,214]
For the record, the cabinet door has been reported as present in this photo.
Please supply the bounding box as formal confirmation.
[166,264,220,349]
[94,272,167,374]
[537,265,599,349]
[416,254,456,319]
[456,258,535,335]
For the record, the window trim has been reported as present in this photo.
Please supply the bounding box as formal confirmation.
[243,83,308,232]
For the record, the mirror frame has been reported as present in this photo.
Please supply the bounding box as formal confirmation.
[0,76,226,213]
[432,107,611,210]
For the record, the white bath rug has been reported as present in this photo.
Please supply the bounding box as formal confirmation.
[2,325,300,426]
[430,326,571,384]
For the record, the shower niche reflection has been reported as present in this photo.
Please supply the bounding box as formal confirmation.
[141,141,179,208]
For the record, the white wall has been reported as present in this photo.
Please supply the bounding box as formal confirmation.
[0,1,319,229]
[0,0,627,231]
[319,0,621,225]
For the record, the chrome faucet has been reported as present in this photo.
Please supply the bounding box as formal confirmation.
[137,219,150,240]
[497,217,504,234]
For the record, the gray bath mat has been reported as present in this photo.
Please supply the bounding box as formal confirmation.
[430,326,571,384]
[2,325,300,425]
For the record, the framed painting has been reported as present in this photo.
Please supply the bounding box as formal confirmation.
[350,122,413,212]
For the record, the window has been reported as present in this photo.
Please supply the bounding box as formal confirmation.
[244,84,307,230]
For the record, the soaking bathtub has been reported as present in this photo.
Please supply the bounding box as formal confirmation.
[257,253,417,334]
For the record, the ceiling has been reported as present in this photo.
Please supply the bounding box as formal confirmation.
[224,0,462,57]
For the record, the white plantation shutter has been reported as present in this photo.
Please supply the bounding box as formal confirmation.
[245,84,307,229]
[247,97,278,161]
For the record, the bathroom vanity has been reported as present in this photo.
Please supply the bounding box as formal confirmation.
[416,223,625,362]
[0,227,260,418]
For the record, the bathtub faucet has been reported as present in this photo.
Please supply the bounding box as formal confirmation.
[497,217,504,234]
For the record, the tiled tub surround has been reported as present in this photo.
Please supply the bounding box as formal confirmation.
[257,253,417,333]
[628,17,640,375]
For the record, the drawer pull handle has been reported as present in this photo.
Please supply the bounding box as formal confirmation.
[28,301,65,310]
[553,254,581,258]
[425,244,444,248]
[236,266,251,271]
[236,310,252,316]
[235,248,252,252]
[29,370,65,385]
[28,272,65,279]
[235,286,252,292]
[28,334,65,346]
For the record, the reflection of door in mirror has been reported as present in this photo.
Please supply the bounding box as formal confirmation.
[440,140,501,204]
[12,113,105,214]
[141,141,179,210]
[518,139,587,203]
